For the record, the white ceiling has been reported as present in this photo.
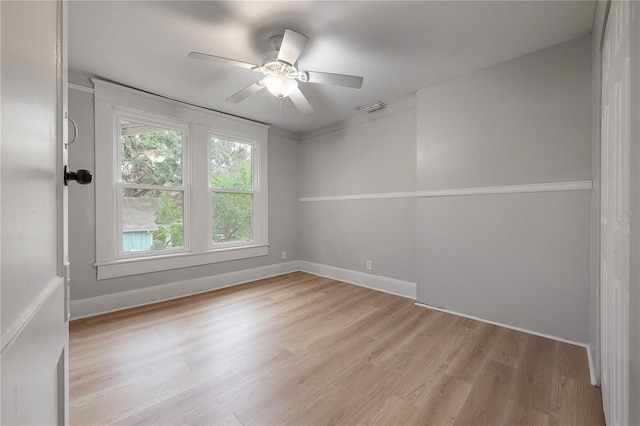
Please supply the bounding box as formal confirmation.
[69,1,595,135]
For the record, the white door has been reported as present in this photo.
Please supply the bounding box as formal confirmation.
[600,1,631,425]
[1,0,70,424]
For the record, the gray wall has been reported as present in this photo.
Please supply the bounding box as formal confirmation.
[67,81,298,302]
[297,36,593,344]
[298,107,417,282]
[416,37,591,190]
[299,109,416,197]
[416,192,591,342]
[299,198,416,283]
[70,35,595,346]
[416,36,592,343]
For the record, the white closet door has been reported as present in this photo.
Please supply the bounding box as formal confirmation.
[600,1,631,425]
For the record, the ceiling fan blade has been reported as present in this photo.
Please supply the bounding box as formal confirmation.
[277,29,309,66]
[226,82,264,103]
[305,71,364,89]
[188,52,258,70]
[289,87,313,114]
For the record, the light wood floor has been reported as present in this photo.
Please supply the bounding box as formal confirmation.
[70,272,605,425]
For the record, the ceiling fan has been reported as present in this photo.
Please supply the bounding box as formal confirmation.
[188,29,364,114]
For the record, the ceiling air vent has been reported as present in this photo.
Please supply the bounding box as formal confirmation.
[356,100,387,113]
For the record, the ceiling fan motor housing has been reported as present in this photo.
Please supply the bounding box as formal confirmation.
[268,35,284,52]
[256,51,308,82]
[189,28,361,113]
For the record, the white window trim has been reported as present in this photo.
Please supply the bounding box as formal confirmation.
[115,110,191,259]
[93,78,269,280]
[208,131,263,249]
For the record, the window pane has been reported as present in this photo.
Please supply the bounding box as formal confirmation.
[121,120,183,186]
[212,192,252,243]
[122,189,184,252]
[210,138,252,190]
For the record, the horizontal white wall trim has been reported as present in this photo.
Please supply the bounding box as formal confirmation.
[69,82,94,94]
[71,261,299,320]
[1,277,63,355]
[299,261,416,300]
[299,180,593,202]
[300,190,418,202]
[415,301,596,384]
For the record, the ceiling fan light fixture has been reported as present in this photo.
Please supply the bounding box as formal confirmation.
[263,74,298,98]
[190,29,363,113]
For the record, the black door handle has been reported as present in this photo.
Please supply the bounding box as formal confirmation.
[64,165,92,186]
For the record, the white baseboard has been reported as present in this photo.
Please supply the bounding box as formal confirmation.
[586,344,598,386]
[299,261,416,300]
[68,259,599,388]
[70,261,300,320]
[71,260,415,320]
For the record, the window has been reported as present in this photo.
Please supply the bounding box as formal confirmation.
[94,79,268,279]
[209,136,254,245]
[119,116,187,255]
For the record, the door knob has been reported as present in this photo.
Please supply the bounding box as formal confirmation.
[64,166,92,186]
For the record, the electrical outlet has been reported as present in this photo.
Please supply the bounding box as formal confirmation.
[366,260,372,270]
[282,251,287,260]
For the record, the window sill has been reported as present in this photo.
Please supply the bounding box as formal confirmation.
[95,244,269,280]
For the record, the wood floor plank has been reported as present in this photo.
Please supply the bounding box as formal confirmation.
[391,317,476,406]
[453,359,517,426]
[553,340,592,384]
[406,311,460,362]
[488,326,527,368]
[445,321,499,384]
[341,394,416,426]
[509,334,557,413]
[365,308,435,367]
[231,328,382,423]
[405,373,473,426]
[501,399,550,426]
[69,272,604,426]
[549,374,606,425]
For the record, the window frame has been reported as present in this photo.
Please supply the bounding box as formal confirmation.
[93,79,269,280]
[115,110,191,258]
[208,132,258,249]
